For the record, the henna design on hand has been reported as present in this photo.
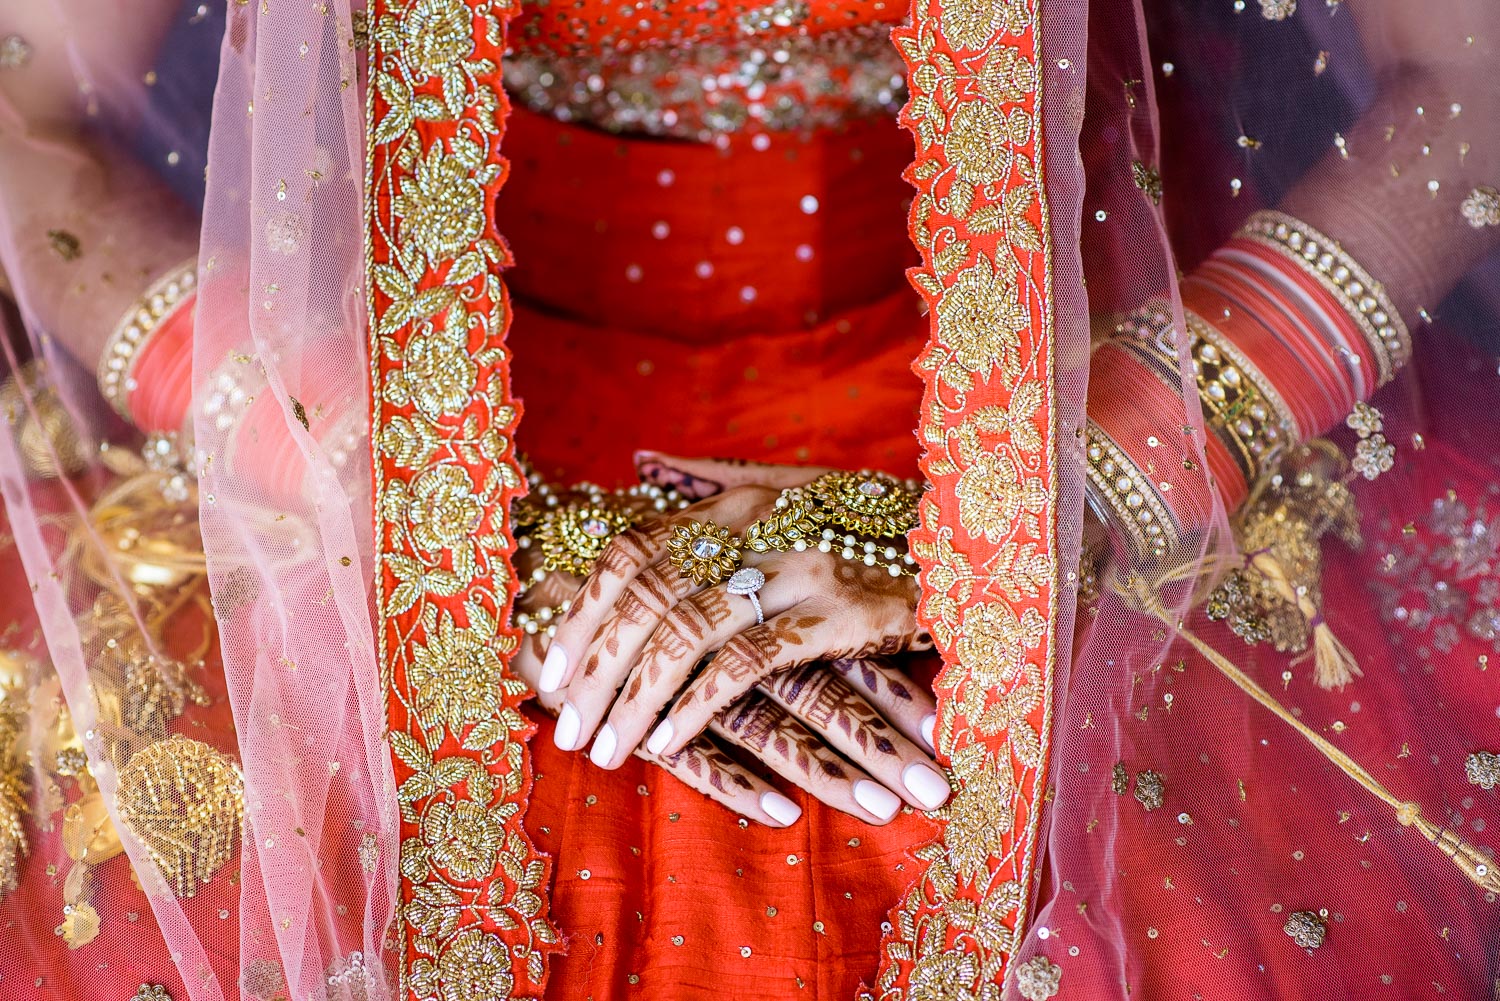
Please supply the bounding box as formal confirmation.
[567,520,674,619]
[771,665,897,757]
[717,693,846,780]
[640,589,733,685]
[682,614,825,708]
[830,658,915,702]
[660,737,755,795]
[635,455,725,500]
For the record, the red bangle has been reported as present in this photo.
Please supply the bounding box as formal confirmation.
[96,259,197,427]
[1084,210,1409,562]
[126,296,197,434]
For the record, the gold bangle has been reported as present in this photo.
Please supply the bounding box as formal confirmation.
[1083,421,1180,562]
[97,258,198,422]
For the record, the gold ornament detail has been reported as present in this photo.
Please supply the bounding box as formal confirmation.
[802,470,919,538]
[1460,185,1499,228]
[1203,441,1363,688]
[667,521,743,586]
[742,501,821,554]
[1014,955,1063,1000]
[535,500,637,577]
[0,361,91,479]
[0,672,28,899]
[1283,910,1327,950]
[115,737,244,898]
[1466,752,1500,791]
[1133,769,1164,812]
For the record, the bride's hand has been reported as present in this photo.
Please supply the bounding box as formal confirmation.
[536,454,948,820]
[512,548,941,826]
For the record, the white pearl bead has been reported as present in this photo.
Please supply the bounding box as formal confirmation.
[818,540,832,553]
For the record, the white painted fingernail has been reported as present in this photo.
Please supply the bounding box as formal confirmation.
[853,780,901,821]
[903,762,951,810]
[554,703,581,751]
[920,713,937,752]
[760,791,802,827]
[589,723,618,767]
[646,719,674,756]
[538,645,568,693]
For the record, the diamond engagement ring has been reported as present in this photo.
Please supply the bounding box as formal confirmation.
[726,567,766,624]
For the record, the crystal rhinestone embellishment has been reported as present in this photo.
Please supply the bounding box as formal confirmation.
[691,537,722,559]
[582,517,610,538]
[857,479,888,497]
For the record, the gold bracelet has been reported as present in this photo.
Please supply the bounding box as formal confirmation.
[1238,210,1409,385]
[97,258,198,421]
[1083,421,1180,562]
[1109,305,1298,491]
[743,470,922,578]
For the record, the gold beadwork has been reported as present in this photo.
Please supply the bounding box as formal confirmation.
[1132,769,1165,812]
[1083,422,1179,561]
[114,736,243,898]
[667,521,743,585]
[1283,911,1326,950]
[1460,185,1499,228]
[1466,752,1500,790]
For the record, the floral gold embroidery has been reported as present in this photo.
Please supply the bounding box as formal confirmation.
[1466,752,1500,791]
[874,0,1057,996]
[1014,955,1062,999]
[371,0,557,995]
[1460,185,1500,228]
[1283,910,1327,950]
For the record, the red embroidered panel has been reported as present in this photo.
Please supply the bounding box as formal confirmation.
[369,2,558,996]
[871,0,1059,994]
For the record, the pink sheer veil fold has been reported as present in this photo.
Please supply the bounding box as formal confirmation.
[195,1,395,998]
[0,1,394,998]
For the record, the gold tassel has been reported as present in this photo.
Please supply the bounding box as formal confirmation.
[1247,550,1360,689]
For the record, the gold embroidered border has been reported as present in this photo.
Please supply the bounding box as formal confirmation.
[872,0,1058,995]
[369,2,557,997]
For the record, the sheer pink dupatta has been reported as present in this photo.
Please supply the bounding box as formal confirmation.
[194,2,396,998]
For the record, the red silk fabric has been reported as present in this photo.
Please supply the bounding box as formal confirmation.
[503,104,941,999]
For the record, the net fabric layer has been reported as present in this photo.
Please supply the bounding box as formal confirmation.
[1015,1,1500,997]
[196,1,394,999]
[0,1,395,999]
